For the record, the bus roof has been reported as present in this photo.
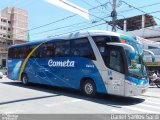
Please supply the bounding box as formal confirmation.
[9,30,121,48]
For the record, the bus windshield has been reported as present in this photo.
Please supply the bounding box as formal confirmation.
[120,35,147,79]
[125,49,147,79]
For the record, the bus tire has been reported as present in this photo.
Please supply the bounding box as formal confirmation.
[21,74,29,85]
[81,79,96,97]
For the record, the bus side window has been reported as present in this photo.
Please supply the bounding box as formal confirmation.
[13,48,18,58]
[108,48,124,73]
[18,47,26,59]
[39,43,54,58]
[92,36,111,57]
[54,41,70,57]
[93,36,111,45]
[8,48,14,59]
[111,36,120,42]
[29,45,37,58]
[71,38,96,60]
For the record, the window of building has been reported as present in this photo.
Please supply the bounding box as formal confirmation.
[71,38,96,60]
[8,21,11,24]
[3,19,7,23]
[8,28,11,31]
[7,35,11,38]
[1,19,7,23]
[3,27,7,30]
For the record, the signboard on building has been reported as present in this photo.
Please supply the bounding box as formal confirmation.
[144,55,160,66]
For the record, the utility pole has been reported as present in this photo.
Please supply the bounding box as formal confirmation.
[111,0,117,32]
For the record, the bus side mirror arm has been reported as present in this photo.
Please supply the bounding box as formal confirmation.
[143,49,155,62]
[106,42,136,53]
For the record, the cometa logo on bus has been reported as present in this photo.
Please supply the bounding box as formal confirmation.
[48,59,75,67]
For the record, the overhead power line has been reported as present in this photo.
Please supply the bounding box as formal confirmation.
[12,2,111,39]
[31,21,90,36]
[120,1,160,21]
[119,2,160,14]
[40,22,106,39]
[31,16,110,37]
[81,0,107,14]
[81,0,95,8]
[94,0,109,10]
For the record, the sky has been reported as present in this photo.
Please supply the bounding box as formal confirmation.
[0,0,160,41]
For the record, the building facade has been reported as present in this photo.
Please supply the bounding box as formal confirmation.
[0,7,28,67]
[119,15,160,71]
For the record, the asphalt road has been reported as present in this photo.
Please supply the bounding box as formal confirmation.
[0,77,160,114]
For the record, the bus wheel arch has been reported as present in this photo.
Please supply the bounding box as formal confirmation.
[80,77,97,97]
[21,73,29,85]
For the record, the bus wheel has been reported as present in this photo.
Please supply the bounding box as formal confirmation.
[21,74,29,85]
[82,79,96,97]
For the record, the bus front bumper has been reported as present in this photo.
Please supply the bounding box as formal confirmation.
[125,81,149,97]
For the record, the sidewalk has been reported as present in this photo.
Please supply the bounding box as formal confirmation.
[142,86,160,98]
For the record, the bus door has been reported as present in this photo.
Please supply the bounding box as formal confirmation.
[106,46,126,96]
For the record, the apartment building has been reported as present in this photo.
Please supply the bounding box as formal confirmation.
[0,7,28,67]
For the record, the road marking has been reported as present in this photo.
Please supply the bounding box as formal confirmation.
[45,99,82,107]
[123,106,159,113]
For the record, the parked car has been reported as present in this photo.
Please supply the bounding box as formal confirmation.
[0,72,3,79]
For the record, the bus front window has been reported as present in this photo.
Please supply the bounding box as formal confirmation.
[120,35,147,79]
[126,49,147,79]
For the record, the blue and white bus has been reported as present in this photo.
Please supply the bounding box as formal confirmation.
[8,30,148,97]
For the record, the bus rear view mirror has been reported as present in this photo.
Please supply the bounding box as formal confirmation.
[106,42,136,59]
[143,49,155,62]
